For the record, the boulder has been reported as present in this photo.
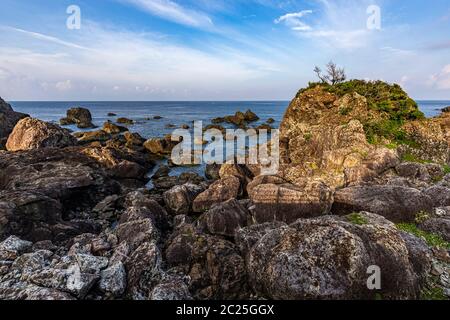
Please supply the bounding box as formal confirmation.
[198,199,251,237]
[248,177,333,224]
[98,262,127,297]
[0,147,121,241]
[102,121,128,134]
[76,130,112,144]
[6,118,77,151]
[193,176,241,212]
[125,241,164,300]
[0,97,28,147]
[165,226,249,299]
[244,213,425,300]
[151,279,193,300]
[205,164,221,180]
[333,184,433,223]
[60,107,95,129]
[163,183,204,215]
[419,211,450,242]
[124,132,145,147]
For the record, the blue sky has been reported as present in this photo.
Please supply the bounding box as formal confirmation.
[0,0,449,100]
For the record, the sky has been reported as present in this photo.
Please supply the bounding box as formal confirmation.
[0,0,449,101]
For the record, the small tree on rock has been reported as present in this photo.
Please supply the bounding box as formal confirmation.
[314,61,346,85]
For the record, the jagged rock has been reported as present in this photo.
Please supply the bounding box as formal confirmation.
[165,226,249,299]
[244,109,259,122]
[115,217,159,252]
[124,132,145,147]
[102,121,128,134]
[76,130,111,144]
[0,97,28,147]
[63,107,95,129]
[143,137,177,155]
[6,118,77,151]
[0,147,121,241]
[418,212,450,242]
[93,195,120,220]
[198,199,251,237]
[248,177,333,224]
[205,164,221,180]
[125,241,164,300]
[0,236,33,261]
[193,176,241,212]
[235,221,287,260]
[399,231,433,285]
[99,262,127,297]
[423,186,450,208]
[151,279,193,300]
[333,185,433,223]
[245,213,424,300]
[278,83,424,188]
[163,183,204,215]
[152,165,170,179]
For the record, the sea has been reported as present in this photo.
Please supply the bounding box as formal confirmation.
[7,100,450,180]
[9,100,450,139]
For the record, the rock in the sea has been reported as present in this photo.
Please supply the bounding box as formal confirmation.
[332,184,433,222]
[117,118,134,125]
[143,137,177,155]
[243,213,425,300]
[193,176,242,212]
[102,121,128,134]
[6,118,77,151]
[60,107,95,129]
[0,97,28,149]
[163,183,204,215]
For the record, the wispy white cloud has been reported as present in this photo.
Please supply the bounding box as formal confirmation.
[274,11,313,31]
[1,26,90,51]
[430,65,450,90]
[0,23,281,100]
[120,0,213,28]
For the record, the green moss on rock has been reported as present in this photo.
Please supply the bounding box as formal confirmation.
[297,80,425,146]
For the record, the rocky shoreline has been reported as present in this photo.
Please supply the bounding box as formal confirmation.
[1,81,450,300]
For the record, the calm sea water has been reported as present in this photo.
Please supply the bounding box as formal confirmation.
[9,100,450,140]
[9,101,289,139]
[8,100,450,181]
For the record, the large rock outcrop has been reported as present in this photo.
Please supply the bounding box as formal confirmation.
[278,82,419,189]
[240,212,430,300]
[6,118,77,151]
